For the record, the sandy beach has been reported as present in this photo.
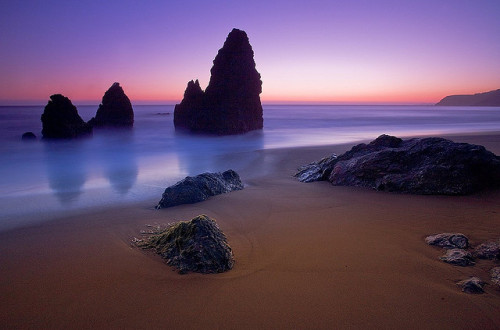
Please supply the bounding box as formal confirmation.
[1,133,500,329]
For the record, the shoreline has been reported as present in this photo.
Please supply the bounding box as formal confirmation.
[1,132,500,328]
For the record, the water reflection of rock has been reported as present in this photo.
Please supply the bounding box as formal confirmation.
[174,130,264,177]
[44,140,87,204]
[97,128,138,195]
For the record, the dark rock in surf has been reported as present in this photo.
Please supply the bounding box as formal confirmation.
[425,233,469,249]
[296,134,500,195]
[156,170,244,209]
[456,277,485,294]
[174,28,263,135]
[21,132,36,141]
[88,82,134,127]
[41,94,92,139]
[439,248,475,266]
[138,214,234,274]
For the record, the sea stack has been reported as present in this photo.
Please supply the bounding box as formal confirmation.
[174,28,263,135]
[89,82,134,127]
[41,94,92,139]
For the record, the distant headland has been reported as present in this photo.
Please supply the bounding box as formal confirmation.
[436,89,500,106]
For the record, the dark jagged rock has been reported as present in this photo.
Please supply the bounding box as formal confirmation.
[88,82,134,127]
[295,154,338,183]
[139,215,234,274]
[21,132,36,141]
[296,134,500,195]
[436,89,500,106]
[472,239,500,260]
[174,28,263,135]
[425,233,469,249]
[439,248,475,266]
[156,170,244,209]
[41,94,92,139]
[456,277,485,294]
[491,267,500,286]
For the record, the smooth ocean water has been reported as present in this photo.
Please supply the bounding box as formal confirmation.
[1,104,500,230]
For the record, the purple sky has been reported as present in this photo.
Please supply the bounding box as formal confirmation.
[1,0,499,104]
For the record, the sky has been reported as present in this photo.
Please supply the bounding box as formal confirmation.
[1,0,500,105]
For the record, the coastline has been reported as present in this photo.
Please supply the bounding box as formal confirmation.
[1,132,500,328]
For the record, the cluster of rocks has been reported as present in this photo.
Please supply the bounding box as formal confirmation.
[39,82,134,139]
[156,170,244,209]
[296,134,500,195]
[174,28,263,135]
[138,215,234,274]
[425,233,500,293]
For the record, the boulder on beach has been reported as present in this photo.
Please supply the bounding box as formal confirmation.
[138,215,234,274]
[21,132,36,141]
[425,233,469,249]
[491,267,500,286]
[296,134,500,195]
[174,28,263,135]
[473,240,500,260]
[156,170,244,209]
[439,248,475,266]
[88,82,134,127]
[456,277,485,294]
[41,94,92,139]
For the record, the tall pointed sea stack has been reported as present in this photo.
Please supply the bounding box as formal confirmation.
[89,82,134,127]
[174,28,263,135]
[41,94,92,139]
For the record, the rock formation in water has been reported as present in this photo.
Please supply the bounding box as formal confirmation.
[41,94,92,139]
[436,89,500,106]
[174,28,263,135]
[156,170,244,209]
[21,132,36,141]
[296,134,500,195]
[88,82,134,127]
[138,215,234,274]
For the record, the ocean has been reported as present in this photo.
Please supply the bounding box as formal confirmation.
[1,104,500,230]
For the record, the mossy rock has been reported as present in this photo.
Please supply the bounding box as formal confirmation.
[139,215,234,274]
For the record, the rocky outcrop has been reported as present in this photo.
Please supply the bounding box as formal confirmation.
[472,239,500,259]
[138,215,234,274]
[425,233,469,249]
[491,267,500,286]
[295,154,338,183]
[456,277,485,294]
[436,89,500,106]
[440,249,475,266]
[156,170,244,209]
[88,82,134,127]
[21,132,36,141]
[297,134,500,195]
[174,28,263,135]
[41,94,92,139]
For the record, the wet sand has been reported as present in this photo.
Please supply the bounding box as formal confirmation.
[1,133,500,329]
